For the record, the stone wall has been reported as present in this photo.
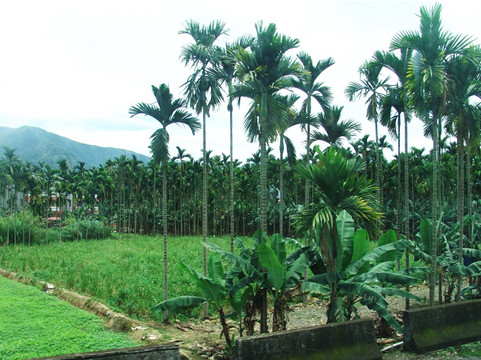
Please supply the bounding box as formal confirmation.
[403,299,481,353]
[34,344,180,360]
[235,318,381,360]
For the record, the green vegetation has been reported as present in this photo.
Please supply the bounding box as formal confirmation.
[0,234,234,321]
[2,4,481,358]
[0,275,137,360]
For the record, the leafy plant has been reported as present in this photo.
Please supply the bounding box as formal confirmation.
[206,231,317,333]
[152,253,240,350]
[413,215,481,302]
[302,210,420,332]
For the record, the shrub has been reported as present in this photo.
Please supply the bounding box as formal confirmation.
[0,211,43,245]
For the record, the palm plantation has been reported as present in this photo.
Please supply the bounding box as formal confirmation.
[4,5,481,359]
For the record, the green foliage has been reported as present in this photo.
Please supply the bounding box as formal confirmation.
[61,218,111,241]
[0,275,137,360]
[0,211,42,245]
[0,234,237,321]
[303,211,420,332]
[410,216,481,302]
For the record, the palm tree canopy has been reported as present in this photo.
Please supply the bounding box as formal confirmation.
[292,52,334,115]
[345,60,389,122]
[179,20,227,116]
[311,105,361,147]
[444,53,481,140]
[129,84,200,163]
[295,146,381,236]
[390,3,478,114]
[234,22,302,142]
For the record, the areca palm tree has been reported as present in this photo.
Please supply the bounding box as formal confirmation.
[234,21,302,234]
[276,93,299,235]
[292,52,334,208]
[391,3,477,305]
[311,105,361,148]
[129,83,200,322]
[346,60,389,210]
[444,53,481,300]
[180,22,226,313]
[234,22,302,333]
[217,37,253,252]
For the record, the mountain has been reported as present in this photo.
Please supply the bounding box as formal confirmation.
[0,126,151,168]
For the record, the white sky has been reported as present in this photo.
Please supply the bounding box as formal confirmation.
[1,0,480,162]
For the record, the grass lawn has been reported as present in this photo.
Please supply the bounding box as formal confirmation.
[0,275,138,360]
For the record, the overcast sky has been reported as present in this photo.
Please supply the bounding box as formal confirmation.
[1,1,480,163]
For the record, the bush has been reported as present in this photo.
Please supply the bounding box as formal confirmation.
[61,218,111,241]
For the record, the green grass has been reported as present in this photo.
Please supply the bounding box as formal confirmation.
[0,275,138,360]
[0,234,237,321]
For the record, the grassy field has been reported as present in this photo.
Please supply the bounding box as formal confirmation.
[0,234,235,321]
[0,275,138,360]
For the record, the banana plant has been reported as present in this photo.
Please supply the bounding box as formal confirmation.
[413,215,481,303]
[151,253,240,349]
[205,231,317,333]
[258,233,311,331]
[302,210,421,332]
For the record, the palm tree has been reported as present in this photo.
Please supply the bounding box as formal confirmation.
[444,53,481,300]
[234,22,302,234]
[351,134,375,179]
[129,83,200,322]
[292,52,334,208]
[295,146,381,322]
[234,23,302,332]
[217,37,253,252]
[180,22,226,315]
[276,94,299,236]
[375,48,414,309]
[391,3,477,305]
[346,60,389,211]
[311,105,361,148]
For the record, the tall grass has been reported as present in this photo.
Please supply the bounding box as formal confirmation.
[0,234,235,321]
[0,211,111,246]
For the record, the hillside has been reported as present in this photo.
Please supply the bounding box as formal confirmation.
[0,126,151,168]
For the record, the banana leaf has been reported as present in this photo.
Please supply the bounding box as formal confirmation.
[258,242,286,292]
[151,296,206,313]
[336,210,355,272]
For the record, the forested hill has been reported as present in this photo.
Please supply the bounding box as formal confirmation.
[0,126,151,168]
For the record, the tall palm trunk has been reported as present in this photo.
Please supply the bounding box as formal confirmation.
[202,108,209,318]
[153,167,157,233]
[229,95,235,253]
[467,144,473,243]
[430,114,439,306]
[456,133,465,302]
[260,94,268,334]
[305,100,312,208]
[396,113,401,256]
[162,160,169,322]
[404,112,410,310]
[279,155,284,236]
[374,117,382,210]
[260,95,268,233]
